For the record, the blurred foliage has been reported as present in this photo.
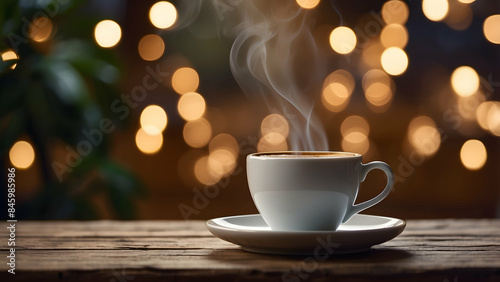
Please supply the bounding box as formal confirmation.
[0,0,145,219]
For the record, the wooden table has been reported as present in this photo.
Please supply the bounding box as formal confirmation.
[1,219,499,281]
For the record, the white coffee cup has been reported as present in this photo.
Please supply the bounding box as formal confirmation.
[246,151,394,231]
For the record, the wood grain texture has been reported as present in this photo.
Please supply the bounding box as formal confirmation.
[0,219,499,281]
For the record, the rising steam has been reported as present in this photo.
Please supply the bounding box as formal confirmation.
[173,0,203,30]
[216,0,329,151]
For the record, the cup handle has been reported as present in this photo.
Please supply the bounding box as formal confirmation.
[342,161,394,223]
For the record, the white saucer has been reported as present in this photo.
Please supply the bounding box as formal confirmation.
[206,214,405,255]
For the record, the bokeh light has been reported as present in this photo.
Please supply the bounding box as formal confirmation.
[29,17,53,42]
[9,141,35,169]
[483,15,500,44]
[135,128,163,154]
[341,116,370,138]
[486,103,500,136]
[457,93,485,121]
[381,0,409,25]
[329,26,357,55]
[325,69,356,94]
[451,66,479,97]
[296,0,320,9]
[194,156,220,185]
[362,69,394,113]
[260,114,289,144]
[361,41,384,69]
[177,92,206,121]
[94,20,121,48]
[209,133,239,159]
[208,149,237,178]
[340,116,370,155]
[380,24,408,48]
[364,82,393,112]
[138,34,165,61]
[149,1,177,29]
[262,132,287,146]
[444,0,473,31]
[322,83,350,112]
[342,135,370,155]
[1,50,18,69]
[476,101,494,130]
[171,67,200,94]
[488,106,500,136]
[257,136,288,152]
[183,118,212,148]
[362,69,393,90]
[458,0,474,3]
[259,114,290,152]
[140,105,167,135]
[460,139,487,170]
[422,0,449,22]
[476,101,500,136]
[321,69,355,112]
[407,116,441,157]
[381,47,408,76]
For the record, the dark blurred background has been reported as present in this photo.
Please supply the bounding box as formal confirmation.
[1,0,499,220]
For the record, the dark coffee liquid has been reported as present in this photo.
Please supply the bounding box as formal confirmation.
[254,152,358,158]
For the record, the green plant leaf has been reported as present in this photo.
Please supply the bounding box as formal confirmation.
[40,58,90,106]
[73,198,98,220]
[109,188,135,220]
[0,79,23,120]
[0,59,18,74]
[0,111,25,156]
[51,40,122,84]
[25,183,76,220]
[0,0,142,220]
[0,0,21,38]
[100,159,146,196]
[99,158,147,219]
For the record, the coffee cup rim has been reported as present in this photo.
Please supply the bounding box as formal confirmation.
[248,151,361,159]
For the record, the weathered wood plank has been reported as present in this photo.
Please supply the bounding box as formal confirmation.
[2,248,500,272]
[1,237,235,250]
[0,271,496,282]
[0,220,211,237]
[0,219,498,281]
[0,218,498,238]
[1,236,498,251]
